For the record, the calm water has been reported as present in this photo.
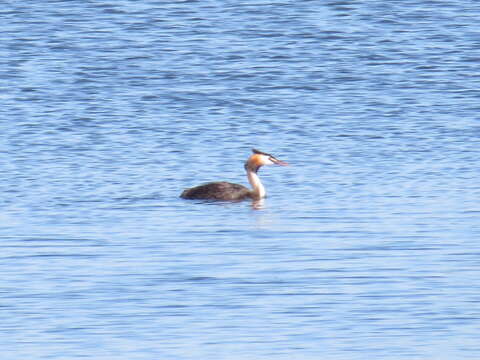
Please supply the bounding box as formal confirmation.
[2,1,480,359]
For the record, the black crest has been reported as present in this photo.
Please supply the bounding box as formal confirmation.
[252,148,272,157]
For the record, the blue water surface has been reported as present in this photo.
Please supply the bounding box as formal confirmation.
[1,1,480,359]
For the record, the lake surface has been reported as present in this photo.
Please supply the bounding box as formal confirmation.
[2,1,480,359]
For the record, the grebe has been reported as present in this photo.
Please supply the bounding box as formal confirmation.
[180,149,288,201]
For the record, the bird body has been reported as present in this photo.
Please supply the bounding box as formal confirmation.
[180,181,251,201]
[180,149,287,201]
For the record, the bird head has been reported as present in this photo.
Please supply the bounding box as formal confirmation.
[245,148,288,173]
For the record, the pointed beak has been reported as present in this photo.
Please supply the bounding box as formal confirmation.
[272,158,289,166]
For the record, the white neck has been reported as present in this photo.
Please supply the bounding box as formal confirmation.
[247,168,266,199]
